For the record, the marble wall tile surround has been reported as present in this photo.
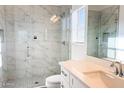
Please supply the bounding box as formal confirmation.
[0,5,71,87]
[87,10,100,57]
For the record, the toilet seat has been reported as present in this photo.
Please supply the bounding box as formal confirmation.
[45,75,61,88]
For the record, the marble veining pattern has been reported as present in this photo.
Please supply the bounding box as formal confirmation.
[0,5,70,87]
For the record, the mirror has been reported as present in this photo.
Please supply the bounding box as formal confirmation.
[87,5,119,61]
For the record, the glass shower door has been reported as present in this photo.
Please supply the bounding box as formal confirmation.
[61,9,71,61]
[0,30,3,87]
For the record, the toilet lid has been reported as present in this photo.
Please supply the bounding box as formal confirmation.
[46,75,61,84]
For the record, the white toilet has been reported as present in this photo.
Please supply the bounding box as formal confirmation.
[45,75,61,88]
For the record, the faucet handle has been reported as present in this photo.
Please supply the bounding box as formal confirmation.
[115,59,121,63]
[110,60,121,66]
[110,61,115,67]
[110,61,119,75]
[115,67,119,75]
[110,64,119,75]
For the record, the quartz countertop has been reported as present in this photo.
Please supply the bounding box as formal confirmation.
[60,56,124,88]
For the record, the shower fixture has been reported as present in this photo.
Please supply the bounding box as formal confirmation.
[39,6,61,23]
[50,14,61,23]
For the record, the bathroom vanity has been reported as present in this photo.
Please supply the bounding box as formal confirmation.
[61,66,88,88]
[60,56,124,88]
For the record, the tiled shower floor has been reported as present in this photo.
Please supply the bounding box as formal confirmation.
[0,76,45,88]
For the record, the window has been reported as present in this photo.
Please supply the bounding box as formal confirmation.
[107,37,116,59]
[107,37,124,61]
[72,7,86,43]
[116,37,124,61]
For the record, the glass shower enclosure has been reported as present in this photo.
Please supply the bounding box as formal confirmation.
[0,5,71,88]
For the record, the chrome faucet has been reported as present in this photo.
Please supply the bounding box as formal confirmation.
[110,61,123,77]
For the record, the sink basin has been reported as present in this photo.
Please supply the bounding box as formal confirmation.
[83,71,124,88]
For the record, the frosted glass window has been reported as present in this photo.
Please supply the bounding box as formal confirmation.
[107,37,116,59]
[116,37,124,61]
[72,6,86,43]
[116,37,124,49]
[77,8,85,42]
[72,10,78,42]
[116,50,124,61]
[108,37,115,48]
[107,49,115,59]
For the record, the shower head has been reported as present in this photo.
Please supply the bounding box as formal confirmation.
[50,14,61,23]
[50,11,66,23]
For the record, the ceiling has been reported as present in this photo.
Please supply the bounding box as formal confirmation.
[88,5,112,11]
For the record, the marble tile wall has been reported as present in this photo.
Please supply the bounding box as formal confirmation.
[0,6,5,87]
[0,6,12,87]
[0,5,70,87]
[87,10,100,57]
[4,6,16,82]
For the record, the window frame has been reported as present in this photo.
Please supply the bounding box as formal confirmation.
[71,6,86,44]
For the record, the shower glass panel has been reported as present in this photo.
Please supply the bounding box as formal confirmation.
[0,30,3,87]
[61,9,71,61]
[0,31,2,68]
[13,6,71,88]
[0,5,71,88]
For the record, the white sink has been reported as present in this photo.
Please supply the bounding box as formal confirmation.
[83,71,124,88]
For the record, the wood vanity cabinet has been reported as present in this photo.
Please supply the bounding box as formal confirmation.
[61,67,89,88]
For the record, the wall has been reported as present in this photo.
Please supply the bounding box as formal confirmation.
[88,5,113,11]
[0,5,70,87]
[71,5,88,60]
[118,6,124,38]
[117,5,124,61]
[0,6,7,87]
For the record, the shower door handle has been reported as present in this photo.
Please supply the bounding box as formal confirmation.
[27,46,30,57]
[62,41,66,45]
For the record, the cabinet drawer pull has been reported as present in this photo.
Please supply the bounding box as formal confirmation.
[61,71,67,77]
[61,84,64,88]
[72,78,74,85]
[64,73,67,76]
[61,71,64,75]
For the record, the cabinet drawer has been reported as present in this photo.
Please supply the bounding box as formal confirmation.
[70,74,88,88]
[61,79,70,88]
[61,67,70,83]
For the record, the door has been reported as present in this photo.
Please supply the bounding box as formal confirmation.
[61,9,71,61]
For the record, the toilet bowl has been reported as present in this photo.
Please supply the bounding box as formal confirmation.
[45,75,61,88]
